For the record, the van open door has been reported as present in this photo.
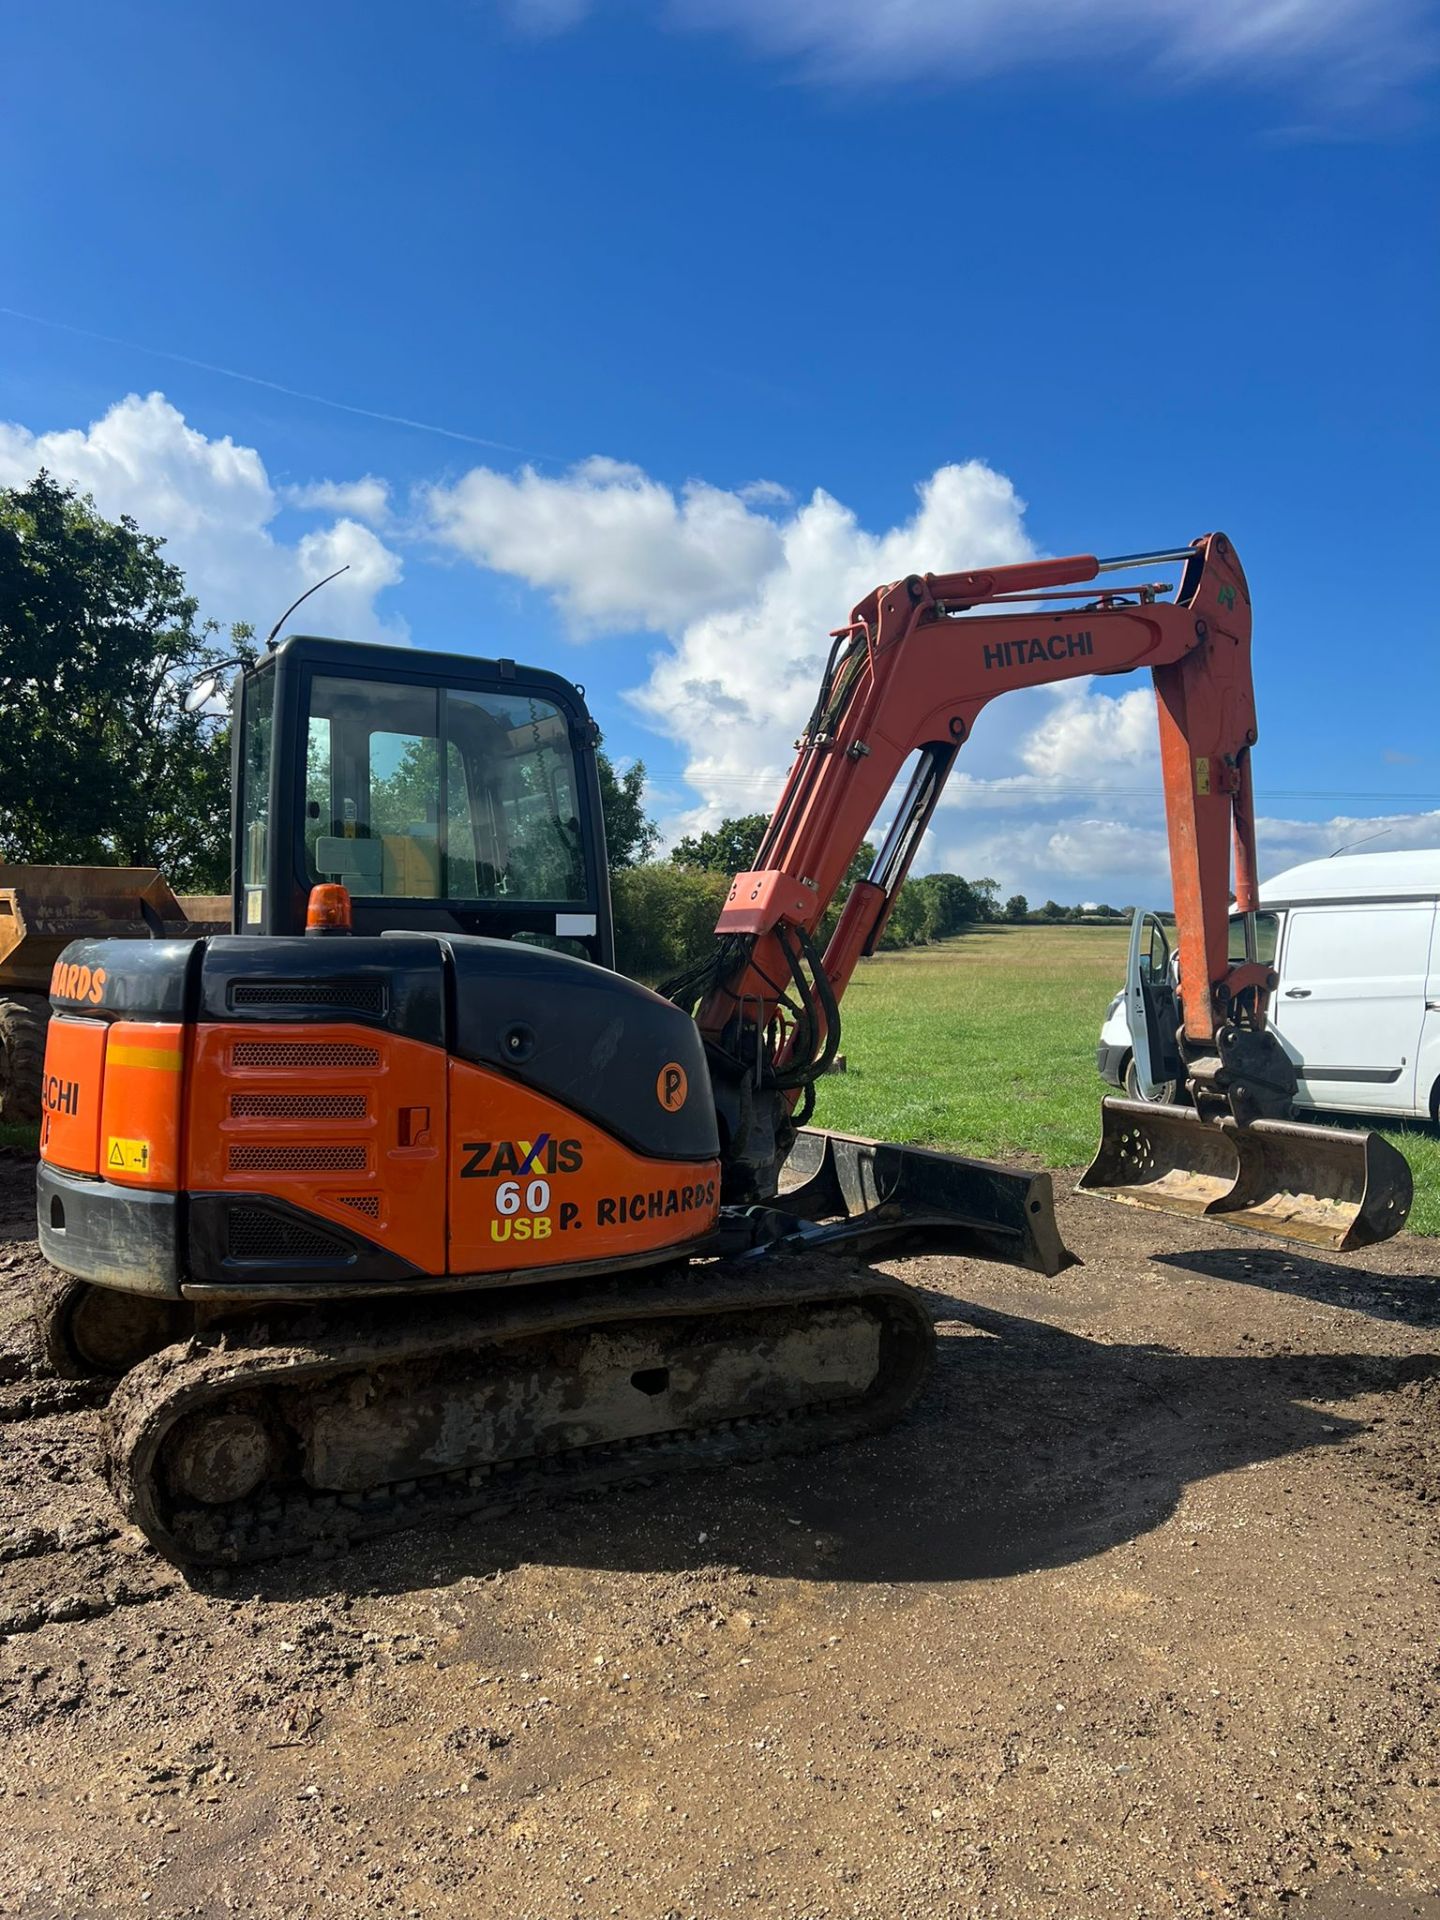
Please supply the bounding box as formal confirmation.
[1125,911,1183,1102]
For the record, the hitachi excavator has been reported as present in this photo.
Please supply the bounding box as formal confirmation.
[33,531,1412,1567]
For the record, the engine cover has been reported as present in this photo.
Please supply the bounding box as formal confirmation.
[38,933,720,1301]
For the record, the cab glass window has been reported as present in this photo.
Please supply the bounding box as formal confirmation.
[302,675,585,903]
[240,665,275,888]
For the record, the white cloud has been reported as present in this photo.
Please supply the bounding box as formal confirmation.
[930,791,1440,904]
[426,453,1035,844]
[425,456,784,632]
[509,0,1431,101]
[1255,809,1440,870]
[1018,686,1158,785]
[0,392,404,641]
[284,474,391,527]
[631,462,1036,844]
[737,479,794,508]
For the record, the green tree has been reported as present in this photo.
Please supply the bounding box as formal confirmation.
[0,472,251,889]
[670,810,875,912]
[611,864,732,980]
[877,881,928,949]
[597,750,659,871]
[969,875,1001,921]
[671,812,771,873]
[1003,892,1029,922]
[1039,898,1066,921]
[912,871,980,941]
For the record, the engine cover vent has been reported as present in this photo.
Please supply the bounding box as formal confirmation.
[230,979,387,1015]
[231,1040,380,1070]
[229,1092,367,1120]
[336,1193,381,1219]
[229,1144,367,1173]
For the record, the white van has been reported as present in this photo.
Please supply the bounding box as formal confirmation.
[1097,849,1440,1121]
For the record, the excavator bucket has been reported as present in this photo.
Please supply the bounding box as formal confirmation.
[1080,1098,1413,1253]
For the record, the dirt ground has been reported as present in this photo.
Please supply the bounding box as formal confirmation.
[1,1145,1437,1920]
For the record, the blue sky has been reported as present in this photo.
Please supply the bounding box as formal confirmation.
[3,0,1437,904]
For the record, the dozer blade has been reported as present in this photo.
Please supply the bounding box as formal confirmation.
[1079,1098,1413,1253]
[776,1127,1078,1276]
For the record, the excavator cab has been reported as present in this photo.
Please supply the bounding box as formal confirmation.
[234,636,614,964]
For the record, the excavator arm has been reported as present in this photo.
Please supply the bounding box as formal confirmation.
[669,533,1411,1253]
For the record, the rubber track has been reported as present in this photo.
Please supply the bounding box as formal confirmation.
[106,1256,936,1569]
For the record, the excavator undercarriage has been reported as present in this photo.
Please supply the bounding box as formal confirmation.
[103,1257,937,1567]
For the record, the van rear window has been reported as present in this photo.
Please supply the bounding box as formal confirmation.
[1228,912,1279,966]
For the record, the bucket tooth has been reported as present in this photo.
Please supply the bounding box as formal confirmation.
[1080,1099,1413,1253]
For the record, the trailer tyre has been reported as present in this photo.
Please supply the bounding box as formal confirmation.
[0,993,50,1126]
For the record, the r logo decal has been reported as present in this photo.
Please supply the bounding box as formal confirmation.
[656,1063,688,1112]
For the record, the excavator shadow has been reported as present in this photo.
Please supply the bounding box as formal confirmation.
[1152,1247,1440,1328]
[222,1295,1439,1603]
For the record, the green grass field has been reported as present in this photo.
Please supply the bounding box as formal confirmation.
[811,923,1440,1237]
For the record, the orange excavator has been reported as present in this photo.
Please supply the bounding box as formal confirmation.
[33,532,1411,1566]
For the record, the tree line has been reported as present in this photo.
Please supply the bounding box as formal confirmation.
[608,809,1130,978]
[0,474,1134,979]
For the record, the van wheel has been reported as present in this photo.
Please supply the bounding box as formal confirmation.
[1124,1055,1180,1105]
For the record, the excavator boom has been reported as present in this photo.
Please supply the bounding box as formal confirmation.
[678,533,1411,1252]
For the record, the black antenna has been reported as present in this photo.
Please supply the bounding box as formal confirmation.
[265,564,351,647]
[1329,826,1393,858]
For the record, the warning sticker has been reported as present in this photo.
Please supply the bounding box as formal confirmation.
[107,1137,152,1175]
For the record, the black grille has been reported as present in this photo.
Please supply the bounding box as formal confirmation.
[230,1092,367,1120]
[336,1193,381,1219]
[230,979,387,1015]
[231,1040,379,1070]
[226,1208,350,1261]
[229,1144,367,1173]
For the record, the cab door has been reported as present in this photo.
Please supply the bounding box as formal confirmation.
[1125,911,1183,1099]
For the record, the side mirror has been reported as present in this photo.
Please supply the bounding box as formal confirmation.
[182,673,221,714]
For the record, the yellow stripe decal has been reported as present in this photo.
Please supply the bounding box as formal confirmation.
[108,1046,183,1072]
